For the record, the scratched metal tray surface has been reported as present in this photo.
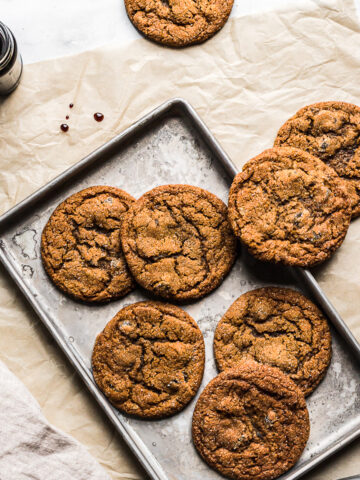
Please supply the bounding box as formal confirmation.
[1,99,360,480]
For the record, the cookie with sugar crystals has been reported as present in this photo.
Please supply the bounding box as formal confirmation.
[92,301,205,418]
[214,287,332,396]
[124,0,234,47]
[275,101,360,218]
[41,186,135,302]
[192,361,310,480]
[121,184,237,300]
[228,147,351,267]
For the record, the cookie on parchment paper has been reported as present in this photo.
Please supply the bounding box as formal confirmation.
[275,101,360,218]
[124,0,234,47]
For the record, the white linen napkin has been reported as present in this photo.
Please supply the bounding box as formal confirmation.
[0,360,111,480]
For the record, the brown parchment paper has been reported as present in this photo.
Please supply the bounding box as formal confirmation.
[1,0,360,478]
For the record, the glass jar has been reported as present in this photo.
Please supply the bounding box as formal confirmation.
[0,21,23,96]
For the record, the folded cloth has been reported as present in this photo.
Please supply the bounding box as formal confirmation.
[0,360,111,480]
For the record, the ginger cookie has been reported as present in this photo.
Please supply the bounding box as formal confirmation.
[192,361,310,480]
[121,184,237,301]
[92,301,205,418]
[41,186,135,302]
[228,147,351,268]
[214,287,331,396]
[124,0,234,48]
[275,101,360,218]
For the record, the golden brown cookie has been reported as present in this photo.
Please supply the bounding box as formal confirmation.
[275,101,360,218]
[228,147,351,267]
[41,186,135,302]
[121,184,237,301]
[92,301,205,418]
[214,287,331,396]
[124,0,234,47]
[192,361,310,480]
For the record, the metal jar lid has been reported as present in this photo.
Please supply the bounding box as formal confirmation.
[0,21,22,95]
[0,21,15,72]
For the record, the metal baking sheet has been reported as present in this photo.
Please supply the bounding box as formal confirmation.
[1,98,360,480]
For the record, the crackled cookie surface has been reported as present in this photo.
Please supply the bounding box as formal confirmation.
[92,301,205,418]
[121,184,237,301]
[275,101,360,217]
[192,362,310,480]
[124,0,234,47]
[228,147,351,267]
[41,186,135,302]
[214,287,331,396]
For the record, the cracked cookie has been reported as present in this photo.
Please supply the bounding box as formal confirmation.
[41,186,135,302]
[228,147,351,267]
[192,361,310,480]
[121,184,237,301]
[124,0,234,47]
[275,101,360,218]
[214,287,331,396]
[92,301,205,418]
